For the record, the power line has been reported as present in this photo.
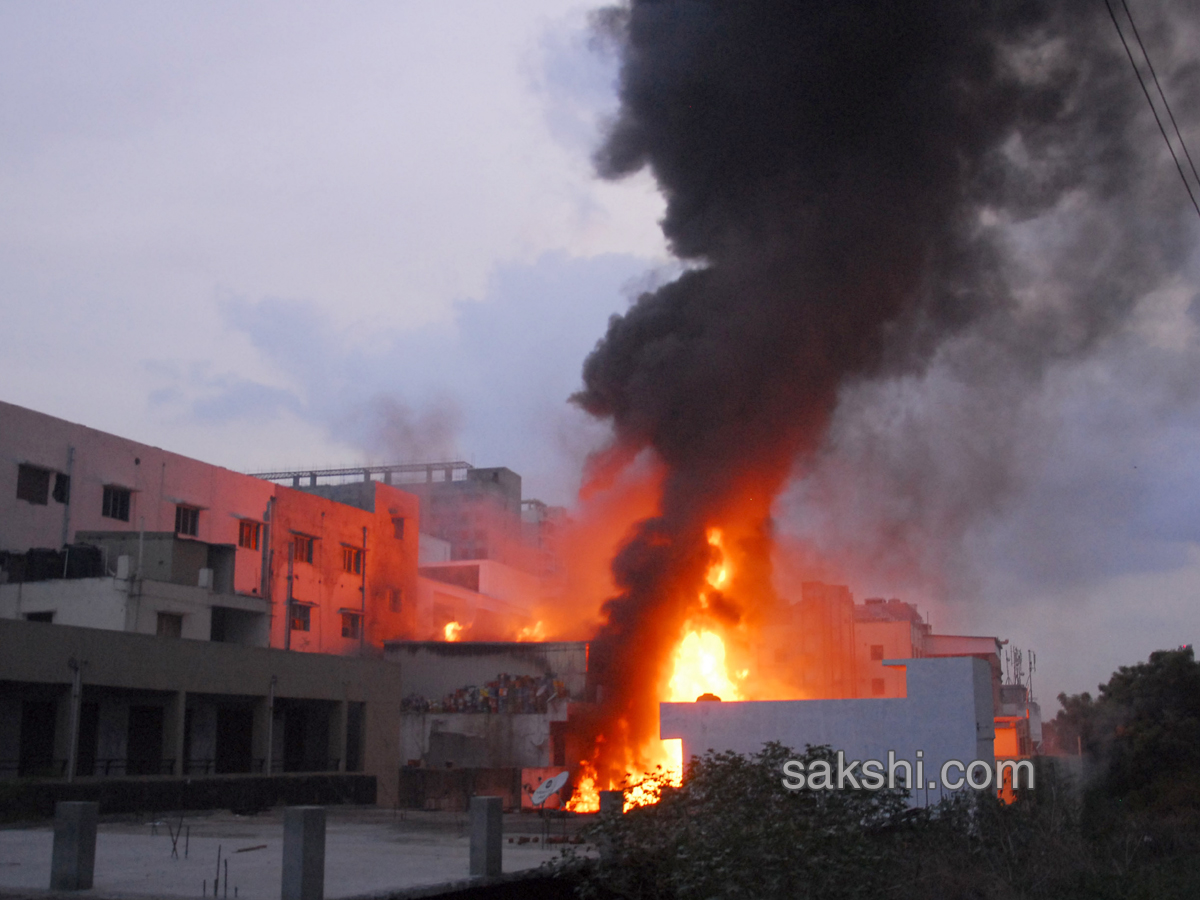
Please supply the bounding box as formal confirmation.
[1104,0,1200,221]
[1121,0,1200,191]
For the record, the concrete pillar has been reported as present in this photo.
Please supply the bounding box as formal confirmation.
[469,796,502,878]
[163,691,186,776]
[599,790,625,816]
[281,807,325,900]
[329,700,348,773]
[50,801,98,890]
[252,693,273,774]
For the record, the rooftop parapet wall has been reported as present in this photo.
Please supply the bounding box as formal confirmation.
[385,641,588,702]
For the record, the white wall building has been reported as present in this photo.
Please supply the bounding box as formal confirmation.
[661,657,997,804]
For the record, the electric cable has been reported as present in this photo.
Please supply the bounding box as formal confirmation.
[1121,0,1200,192]
[1104,0,1200,220]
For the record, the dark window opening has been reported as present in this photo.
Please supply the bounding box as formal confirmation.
[126,705,165,775]
[391,516,405,539]
[341,612,361,639]
[102,485,131,521]
[215,707,254,774]
[16,464,51,505]
[871,678,886,696]
[292,535,313,564]
[18,700,57,776]
[175,505,200,536]
[345,703,365,772]
[290,604,311,632]
[342,546,362,574]
[870,644,885,661]
[156,612,183,638]
[52,473,70,504]
[76,702,99,777]
[24,611,54,623]
[238,520,261,550]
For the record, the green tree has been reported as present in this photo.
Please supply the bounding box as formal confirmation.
[560,743,911,900]
[1055,646,1200,814]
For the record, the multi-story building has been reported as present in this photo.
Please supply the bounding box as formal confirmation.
[0,400,426,799]
[250,461,553,640]
[796,581,1037,765]
[0,400,420,654]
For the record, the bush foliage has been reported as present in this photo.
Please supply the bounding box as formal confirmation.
[554,739,1200,900]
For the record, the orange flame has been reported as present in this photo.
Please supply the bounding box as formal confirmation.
[515,620,546,642]
[565,761,600,813]
[667,631,742,702]
[567,527,750,812]
[443,621,463,641]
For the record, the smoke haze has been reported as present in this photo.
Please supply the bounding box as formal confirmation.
[573,0,1197,772]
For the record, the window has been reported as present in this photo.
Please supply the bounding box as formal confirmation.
[871,678,886,697]
[391,516,405,539]
[174,505,200,536]
[388,588,403,613]
[290,604,311,631]
[16,464,50,505]
[342,546,362,574]
[292,535,314,564]
[156,613,183,639]
[238,520,261,550]
[870,644,885,661]
[102,485,131,521]
[341,612,362,639]
[52,473,70,504]
[25,611,53,623]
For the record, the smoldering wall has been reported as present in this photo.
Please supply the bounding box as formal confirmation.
[572,0,1196,771]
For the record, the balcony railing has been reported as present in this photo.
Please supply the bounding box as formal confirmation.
[1,756,343,780]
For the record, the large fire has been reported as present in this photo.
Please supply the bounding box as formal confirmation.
[515,620,546,642]
[567,528,743,812]
[443,621,463,642]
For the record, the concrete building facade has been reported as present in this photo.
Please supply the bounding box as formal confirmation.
[0,618,403,803]
[0,401,420,655]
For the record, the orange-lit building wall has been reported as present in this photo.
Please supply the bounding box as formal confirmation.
[268,482,420,655]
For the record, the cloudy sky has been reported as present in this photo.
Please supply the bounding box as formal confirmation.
[0,1,668,499]
[3,1,1198,705]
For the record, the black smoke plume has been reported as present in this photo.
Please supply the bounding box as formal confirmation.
[573,0,1193,777]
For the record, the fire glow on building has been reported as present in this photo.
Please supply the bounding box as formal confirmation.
[517,0,1177,810]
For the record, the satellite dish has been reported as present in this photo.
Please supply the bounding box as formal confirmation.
[531,770,570,806]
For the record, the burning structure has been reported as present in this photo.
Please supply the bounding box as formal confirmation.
[545,0,1188,796]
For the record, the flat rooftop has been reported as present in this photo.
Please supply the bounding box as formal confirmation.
[0,807,585,899]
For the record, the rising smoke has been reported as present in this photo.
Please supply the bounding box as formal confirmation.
[572,0,1196,776]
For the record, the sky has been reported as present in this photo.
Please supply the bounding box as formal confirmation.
[2,1,1198,707]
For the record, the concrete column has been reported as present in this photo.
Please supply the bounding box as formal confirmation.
[50,801,98,890]
[252,693,272,774]
[329,700,348,773]
[599,790,625,816]
[163,691,186,776]
[469,796,502,878]
[281,807,325,900]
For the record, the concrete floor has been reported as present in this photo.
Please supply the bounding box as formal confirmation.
[0,808,587,899]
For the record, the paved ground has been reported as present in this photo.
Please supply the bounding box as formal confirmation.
[0,808,587,899]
